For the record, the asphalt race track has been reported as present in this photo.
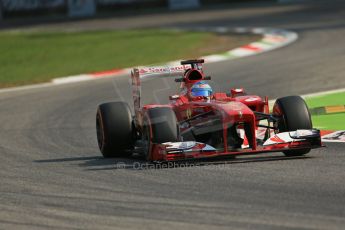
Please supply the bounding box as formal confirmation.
[1,1,345,229]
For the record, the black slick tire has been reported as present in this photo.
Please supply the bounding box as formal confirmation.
[273,96,312,156]
[142,107,179,160]
[96,102,133,158]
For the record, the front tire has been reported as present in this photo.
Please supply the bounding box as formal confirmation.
[273,96,312,156]
[142,107,179,160]
[96,102,133,158]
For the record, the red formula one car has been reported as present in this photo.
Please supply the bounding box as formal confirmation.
[96,59,322,162]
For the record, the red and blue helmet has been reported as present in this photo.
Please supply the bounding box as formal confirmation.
[190,81,213,97]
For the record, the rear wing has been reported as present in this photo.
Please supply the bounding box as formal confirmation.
[131,65,190,121]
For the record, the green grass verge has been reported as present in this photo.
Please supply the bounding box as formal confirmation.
[0,29,259,88]
[305,91,345,108]
[305,91,345,130]
[0,30,207,87]
[310,114,345,131]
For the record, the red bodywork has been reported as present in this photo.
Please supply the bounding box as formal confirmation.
[131,60,322,162]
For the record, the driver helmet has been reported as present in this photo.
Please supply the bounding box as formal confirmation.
[190,81,213,99]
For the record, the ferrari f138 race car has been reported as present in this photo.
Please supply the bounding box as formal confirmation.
[96,59,322,162]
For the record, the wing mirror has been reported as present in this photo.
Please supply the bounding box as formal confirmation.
[169,95,181,100]
[231,88,246,97]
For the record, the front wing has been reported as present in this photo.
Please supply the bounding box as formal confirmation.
[150,129,322,161]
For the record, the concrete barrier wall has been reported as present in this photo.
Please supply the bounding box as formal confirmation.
[0,0,310,19]
[0,1,2,20]
[168,0,200,10]
[2,0,64,11]
[0,0,165,12]
[98,0,161,6]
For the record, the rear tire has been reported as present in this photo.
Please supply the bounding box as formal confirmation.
[142,107,179,160]
[273,96,312,156]
[96,102,133,158]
